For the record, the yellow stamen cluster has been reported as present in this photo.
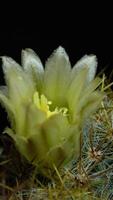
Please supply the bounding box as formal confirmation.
[33,92,68,118]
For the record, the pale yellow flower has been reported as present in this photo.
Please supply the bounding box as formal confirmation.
[0,47,103,174]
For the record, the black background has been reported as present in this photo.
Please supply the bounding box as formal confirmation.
[0,2,113,132]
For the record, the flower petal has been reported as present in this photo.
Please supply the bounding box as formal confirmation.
[44,124,81,167]
[71,55,97,83]
[28,114,70,165]
[26,103,47,136]
[67,68,88,121]
[2,56,35,105]
[21,48,44,91]
[1,57,36,136]
[72,78,103,123]
[67,69,103,123]
[80,91,103,121]
[78,77,102,110]
[42,46,71,107]
[0,89,15,127]
[41,114,69,147]
[0,86,8,96]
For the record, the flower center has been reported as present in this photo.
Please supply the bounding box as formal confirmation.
[33,92,68,118]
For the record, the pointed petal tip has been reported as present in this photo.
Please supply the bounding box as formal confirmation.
[21,49,35,60]
[1,56,17,71]
[71,54,98,83]
[22,48,36,55]
[1,56,22,77]
[89,54,97,61]
[73,54,98,72]
[56,45,64,51]
[22,48,38,61]
[52,46,70,63]
[56,46,66,55]
[1,56,12,63]
[21,48,44,74]
[82,54,97,64]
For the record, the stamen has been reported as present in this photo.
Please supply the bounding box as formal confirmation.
[33,92,68,118]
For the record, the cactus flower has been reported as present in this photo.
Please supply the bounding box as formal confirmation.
[0,47,103,174]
